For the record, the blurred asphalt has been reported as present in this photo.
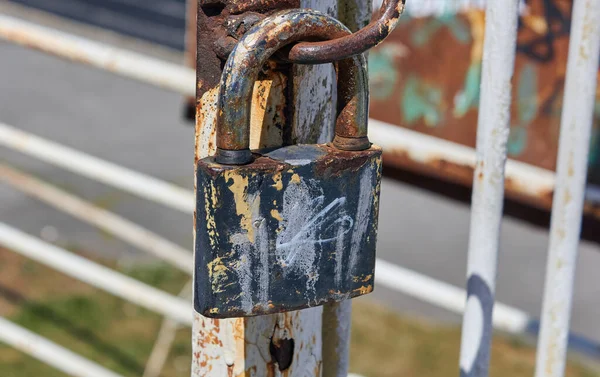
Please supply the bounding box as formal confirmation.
[0,3,599,346]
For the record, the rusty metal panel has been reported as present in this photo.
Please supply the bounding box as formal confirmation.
[195,144,382,318]
[368,0,600,184]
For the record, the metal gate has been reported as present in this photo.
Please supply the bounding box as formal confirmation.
[0,0,599,376]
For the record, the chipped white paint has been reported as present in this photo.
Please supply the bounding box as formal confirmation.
[534,1,600,376]
[458,0,519,376]
[349,168,375,274]
[0,21,568,209]
[276,176,353,301]
[278,193,352,262]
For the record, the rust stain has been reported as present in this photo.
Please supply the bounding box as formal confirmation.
[270,209,283,221]
[379,148,600,221]
[227,0,300,14]
[289,0,406,63]
[224,170,255,242]
[353,285,373,295]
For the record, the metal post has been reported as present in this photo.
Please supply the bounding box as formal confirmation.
[458,1,520,377]
[534,1,600,376]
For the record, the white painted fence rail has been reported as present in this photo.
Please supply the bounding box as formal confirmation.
[0,163,193,275]
[0,223,192,325]
[0,316,124,377]
[0,123,195,213]
[0,14,196,96]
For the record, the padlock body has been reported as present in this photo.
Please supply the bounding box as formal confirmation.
[195,144,382,318]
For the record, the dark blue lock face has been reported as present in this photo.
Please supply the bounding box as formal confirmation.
[195,144,381,318]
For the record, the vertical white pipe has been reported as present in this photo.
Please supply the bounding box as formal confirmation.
[0,317,124,377]
[458,1,520,377]
[535,1,600,376]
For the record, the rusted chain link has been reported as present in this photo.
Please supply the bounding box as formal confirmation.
[288,0,406,64]
[214,0,405,64]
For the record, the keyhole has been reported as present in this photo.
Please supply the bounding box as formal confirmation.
[269,337,294,371]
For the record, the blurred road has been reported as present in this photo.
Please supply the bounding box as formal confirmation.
[0,15,599,345]
[5,0,187,49]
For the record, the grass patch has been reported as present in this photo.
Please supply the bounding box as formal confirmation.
[350,300,597,377]
[0,249,597,377]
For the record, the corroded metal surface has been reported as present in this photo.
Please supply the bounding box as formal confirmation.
[289,0,406,63]
[195,0,299,99]
[214,9,370,164]
[196,144,382,317]
[226,0,301,14]
[367,0,600,184]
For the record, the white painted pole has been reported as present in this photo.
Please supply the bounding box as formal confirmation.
[0,163,193,275]
[0,122,195,213]
[0,14,196,96]
[0,223,192,325]
[534,1,600,376]
[458,1,520,377]
[0,317,124,377]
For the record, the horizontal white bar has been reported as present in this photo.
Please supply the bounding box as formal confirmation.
[369,119,556,200]
[0,118,556,220]
[0,123,531,332]
[0,163,193,275]
[0,122,195,214]
[0,14,196,96]
[375,259,530,334]
[0,316,123,377]
[0,223,193,325]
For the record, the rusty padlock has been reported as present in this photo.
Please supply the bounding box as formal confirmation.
[195,10,382,318]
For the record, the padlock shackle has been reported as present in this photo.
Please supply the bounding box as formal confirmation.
[215,9,370,165]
